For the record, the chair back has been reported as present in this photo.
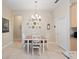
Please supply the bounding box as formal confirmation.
[32,40,40,45]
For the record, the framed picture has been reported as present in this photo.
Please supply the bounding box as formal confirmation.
[2,18,9,33]
[47,24,50,30]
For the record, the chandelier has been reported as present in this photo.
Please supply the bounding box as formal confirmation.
[31,1,41,20]
[31,13,41,20]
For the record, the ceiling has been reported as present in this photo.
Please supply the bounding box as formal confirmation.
[2,0,62,11]
[2,0,76,11]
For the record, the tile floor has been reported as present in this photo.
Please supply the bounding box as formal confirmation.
[2,41,76,59]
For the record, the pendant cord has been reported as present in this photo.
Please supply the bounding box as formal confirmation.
[35,0,38,14]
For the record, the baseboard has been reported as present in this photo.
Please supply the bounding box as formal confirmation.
[2,41,13,49]
[58,45,70,59]
[61,52,70,59]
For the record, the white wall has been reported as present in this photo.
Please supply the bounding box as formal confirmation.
[53,0,70,57]
[2,4,14,47]
[14,10,56,42]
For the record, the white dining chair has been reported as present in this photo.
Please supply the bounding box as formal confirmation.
[32,40,41,55]
[44,40,48,51]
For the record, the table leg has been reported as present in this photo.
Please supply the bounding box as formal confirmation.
[43,40,44,53]
[27,40,29,54]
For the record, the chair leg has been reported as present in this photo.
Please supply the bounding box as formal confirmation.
[40,41,43,53]
[32,48,34,55]
[43,42,44,53]
[39,48,41,55]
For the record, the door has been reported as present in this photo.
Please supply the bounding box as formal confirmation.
[55,15,70,52]
[14,16,22,41]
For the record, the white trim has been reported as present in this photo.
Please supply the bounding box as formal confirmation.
[59,46,70,58]
[2,41,13,49]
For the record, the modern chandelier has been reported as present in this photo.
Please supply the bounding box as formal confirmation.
[31,1,41,20]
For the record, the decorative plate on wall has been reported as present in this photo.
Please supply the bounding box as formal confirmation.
[33,22,36,25]
[39,26,41,29]
[32,26,35,29]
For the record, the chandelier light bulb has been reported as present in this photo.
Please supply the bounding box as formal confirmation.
[31,15,36,19]
[35,14,38,17]
[39,16,41,19]
[31,15,34,18]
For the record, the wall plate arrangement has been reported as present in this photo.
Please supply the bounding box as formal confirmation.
[26,18,42,29]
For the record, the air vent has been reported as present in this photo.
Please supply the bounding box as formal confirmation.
[54,0,59,3]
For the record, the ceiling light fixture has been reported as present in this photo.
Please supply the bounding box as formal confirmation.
[54,0,59,3]
[31,0,41,20]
